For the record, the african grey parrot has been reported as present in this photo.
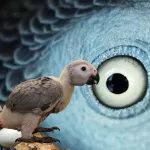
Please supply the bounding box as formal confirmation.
[0,60,99,144]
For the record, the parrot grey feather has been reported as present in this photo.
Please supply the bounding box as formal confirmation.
[0,0,110,102]
[5,77,63,113]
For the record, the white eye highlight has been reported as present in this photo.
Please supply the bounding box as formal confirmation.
[93,56,147,108]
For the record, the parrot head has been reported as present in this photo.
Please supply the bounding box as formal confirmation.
[66,60,100,86]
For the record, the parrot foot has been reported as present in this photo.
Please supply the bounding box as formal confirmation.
[33,126,60,134]
[15,136,60,143]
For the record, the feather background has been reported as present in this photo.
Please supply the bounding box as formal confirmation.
[0,0,150,150]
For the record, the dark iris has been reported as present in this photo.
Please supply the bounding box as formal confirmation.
[106,73,129,94]
[81,66,86,71]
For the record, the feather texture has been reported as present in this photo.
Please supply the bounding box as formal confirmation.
[6,77,63,113]
[0,0,127,101]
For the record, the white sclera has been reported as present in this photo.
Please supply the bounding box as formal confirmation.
[0,128,21,147]
[93,57,147,108]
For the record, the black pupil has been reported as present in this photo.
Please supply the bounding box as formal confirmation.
[81,67,86,71]
[106,73,129,94]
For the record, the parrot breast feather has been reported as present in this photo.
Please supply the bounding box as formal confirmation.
[5,77,63,114]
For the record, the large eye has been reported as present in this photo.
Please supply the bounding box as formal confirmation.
[81,66,86,71]
[93,56,147,108]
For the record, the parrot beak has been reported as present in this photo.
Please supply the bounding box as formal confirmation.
[86,73,100,85]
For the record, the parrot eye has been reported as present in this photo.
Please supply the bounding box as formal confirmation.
[81,66,86,71]
[93,56,147,109]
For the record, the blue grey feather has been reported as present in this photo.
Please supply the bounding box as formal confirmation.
[0,0,144,150]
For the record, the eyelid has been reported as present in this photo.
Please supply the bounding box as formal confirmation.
[82,46,150,119]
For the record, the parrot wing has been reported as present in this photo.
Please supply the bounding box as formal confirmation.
[5,77,63,113]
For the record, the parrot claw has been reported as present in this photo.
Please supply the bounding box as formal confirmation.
[33,126,60,134]
[15,136,60,143]
[51,126,60,132]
